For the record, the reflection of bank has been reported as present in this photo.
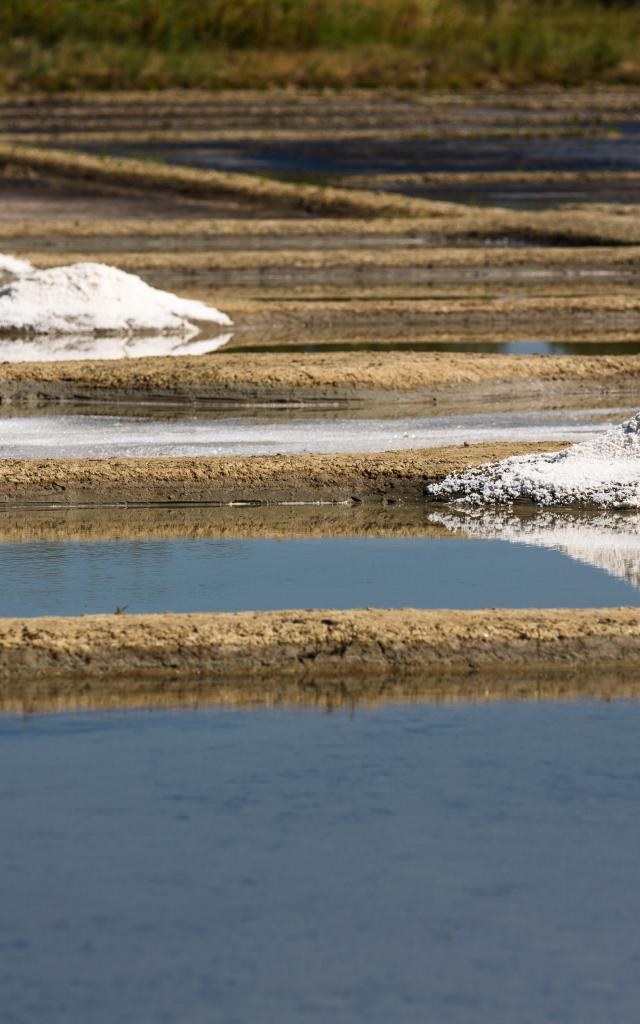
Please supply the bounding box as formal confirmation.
[429,507,640,590]
[0,331,232,361]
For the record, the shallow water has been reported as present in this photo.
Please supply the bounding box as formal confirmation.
[230,338,640,357]
[2,530,639,616]
[87,129,640,179]
[0,407,626,458]
[3,700,640,1024]
[374,179,640,209]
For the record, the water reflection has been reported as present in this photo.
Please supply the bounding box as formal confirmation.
[0,330,232,362]
[429,507,640,591]
[3,701,640,1023]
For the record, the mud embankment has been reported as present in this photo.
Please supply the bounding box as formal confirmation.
[0,442,564,506]
[0,352,639,408]
[1,607,640,712]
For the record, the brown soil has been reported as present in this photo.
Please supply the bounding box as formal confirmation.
[0,442,565,506]
[20,247,640,275]
[1,608,639,713]
[1,351,639,409]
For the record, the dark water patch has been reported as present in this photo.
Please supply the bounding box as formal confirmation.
[230,339,640,356]
[77,131,640,178]
[376,180,640,210]
[0,533,638,617]
[3,699,640,1023]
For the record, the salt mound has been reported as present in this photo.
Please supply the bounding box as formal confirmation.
[429,507,640,589]
[0,254,33,277]
[0,261,232,338]
[427,411,640,509]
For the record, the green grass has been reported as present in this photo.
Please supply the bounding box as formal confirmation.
[1,0,640,90]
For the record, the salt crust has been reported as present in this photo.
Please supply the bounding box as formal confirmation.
[427,411,640,508]
[429,507,640,588]
[0,259,232,360]
[0,254,34,277]
[0,408,623,460]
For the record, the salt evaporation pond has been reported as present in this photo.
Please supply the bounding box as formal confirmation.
[4,700,640,1024]
[0,407,628,458]
[2,529,639,617]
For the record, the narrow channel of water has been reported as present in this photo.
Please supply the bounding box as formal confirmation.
[1,531,639,617]
[229,339,640,356]
[3,700,640,1024]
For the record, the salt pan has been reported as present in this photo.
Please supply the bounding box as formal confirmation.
[427,411,640,508]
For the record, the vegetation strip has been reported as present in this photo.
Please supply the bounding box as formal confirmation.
[0,444,564,507]
[1,610,639,699]
[3,5,640,89]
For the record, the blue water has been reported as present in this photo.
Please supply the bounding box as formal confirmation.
[1,534,639,616]
[80,129,640,178]
[2,699,640,1023]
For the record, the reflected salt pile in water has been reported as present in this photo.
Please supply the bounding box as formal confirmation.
[428,411,640,508]
[429,506,640,589]
[0,331,233,361]
[0,256,233,360]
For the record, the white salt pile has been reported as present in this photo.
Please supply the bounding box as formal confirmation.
[0,259,232,360]
[0,254,34,277]
[427,411,640,508]
[429,507,640,589]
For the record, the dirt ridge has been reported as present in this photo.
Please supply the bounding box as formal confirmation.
[1,609,639,700]
[0,442,565,506]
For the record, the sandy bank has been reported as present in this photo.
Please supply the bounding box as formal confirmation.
[0,352,639,408]
[0,442,564,506]
[1,608,639,711]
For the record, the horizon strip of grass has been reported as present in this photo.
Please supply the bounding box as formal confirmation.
[1,1,640,89]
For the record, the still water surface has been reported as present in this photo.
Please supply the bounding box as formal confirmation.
[2,700,640,1023]
[2,534,639,616]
